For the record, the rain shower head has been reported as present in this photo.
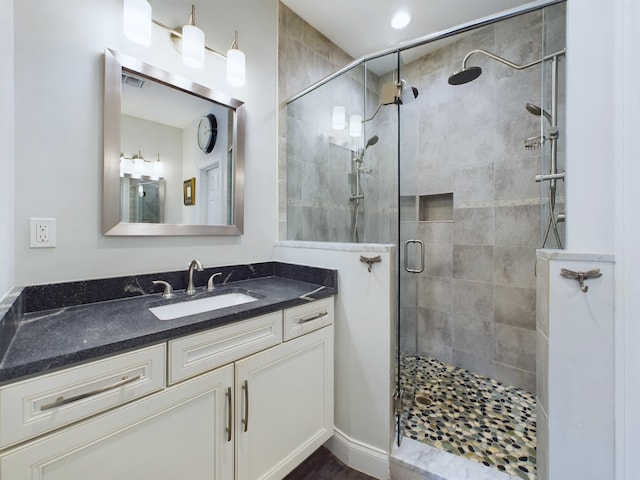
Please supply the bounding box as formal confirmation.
[448,66,482,85]
[449,48,565,87]
[525,102,552,124]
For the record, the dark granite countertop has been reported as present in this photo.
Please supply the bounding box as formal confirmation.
[0,262,337,384]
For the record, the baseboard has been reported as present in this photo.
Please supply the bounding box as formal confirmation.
[324,428,389,480]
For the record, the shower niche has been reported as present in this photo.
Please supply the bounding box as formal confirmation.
[418,193,453,222]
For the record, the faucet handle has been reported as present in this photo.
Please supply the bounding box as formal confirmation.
[207,273,223,291]
[152,280,174,299]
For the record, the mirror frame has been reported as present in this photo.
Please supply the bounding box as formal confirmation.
[103,49,245,236]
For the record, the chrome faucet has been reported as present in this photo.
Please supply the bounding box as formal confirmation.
[186,259,204,295]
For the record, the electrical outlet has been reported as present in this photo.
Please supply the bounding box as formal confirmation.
[29,218,56,248]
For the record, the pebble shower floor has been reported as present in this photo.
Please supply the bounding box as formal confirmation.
[401,354,537,479]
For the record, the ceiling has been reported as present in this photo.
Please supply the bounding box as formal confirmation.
[280,0,537,61]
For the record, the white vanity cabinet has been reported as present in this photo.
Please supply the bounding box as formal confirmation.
[235,324,334,480]
[0,296,334,480]
[168,297,334,480]
[0,364,234,480]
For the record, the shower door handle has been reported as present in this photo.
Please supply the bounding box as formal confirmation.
[404,240,424,273]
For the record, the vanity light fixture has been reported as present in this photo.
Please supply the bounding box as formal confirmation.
[153,154,163,177]
[349,115,363,137]
[226,31,246,86]
[181,5,205,69]
[391,10,412,30]
[120,151,163,179]
[123,0,152,45]
[332,106,346,130]
[123,1,246,86]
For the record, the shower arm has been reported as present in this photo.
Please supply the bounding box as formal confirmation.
[364,102,384,123]
[460,48,565,73]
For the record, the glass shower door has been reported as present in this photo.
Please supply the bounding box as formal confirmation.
[395,51,422,445]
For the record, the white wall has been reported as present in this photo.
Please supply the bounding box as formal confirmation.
[275,242,395,480]
[555,1,640,479]
[617,0,640,477]
[12,0,278,286]
[540,253,615,480]
[565,0,615,253]
[0,0,15,298]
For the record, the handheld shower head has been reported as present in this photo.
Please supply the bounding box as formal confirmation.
[365,135,379,149]
[525,103,552,124]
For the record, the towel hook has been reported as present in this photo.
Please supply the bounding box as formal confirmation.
[360,255,382,272]
[560,268,602,293]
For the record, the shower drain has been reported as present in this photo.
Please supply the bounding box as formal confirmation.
[414,395,431,406]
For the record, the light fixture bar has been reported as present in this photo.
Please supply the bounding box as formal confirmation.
[124,3,245,84]
[151,19,227,59]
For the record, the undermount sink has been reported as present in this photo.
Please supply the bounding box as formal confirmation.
[149,292,258,320]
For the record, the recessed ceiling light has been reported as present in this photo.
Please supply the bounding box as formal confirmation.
[391,10,412,29]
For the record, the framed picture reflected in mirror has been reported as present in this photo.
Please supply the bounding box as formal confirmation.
[183,178,195,206]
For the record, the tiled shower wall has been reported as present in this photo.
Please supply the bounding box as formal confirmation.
[278,3,354,241]
[279,4,397,244]
[398,12,544,392]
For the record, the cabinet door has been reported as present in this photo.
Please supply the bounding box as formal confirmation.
[235,325,334,480]
[0,365,234,480]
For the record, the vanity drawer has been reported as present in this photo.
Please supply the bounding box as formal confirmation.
[283,297,334,341]
[0,343,166,449]
[168,311,282,384]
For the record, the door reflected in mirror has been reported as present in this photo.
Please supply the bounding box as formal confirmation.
[104,49,245,236]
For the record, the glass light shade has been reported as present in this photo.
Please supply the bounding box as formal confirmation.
[154,161,163,177]
[134,158,144,172]
[332,106,346,130]
[227,48,246,86]
[349,115,362,137]
[182,24,205,69]
[123,0,152,45]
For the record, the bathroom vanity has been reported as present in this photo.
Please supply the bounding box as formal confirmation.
[0,262,336,479]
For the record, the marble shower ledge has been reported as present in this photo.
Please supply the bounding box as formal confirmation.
[0,262,337,384]
[276,240,395,252]
[536,249,615,262]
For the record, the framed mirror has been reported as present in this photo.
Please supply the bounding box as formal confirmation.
[103,49,245,235]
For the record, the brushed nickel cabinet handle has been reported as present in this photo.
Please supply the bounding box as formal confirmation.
[242,380,249,432]
[296,310,328,324]
[40,375,142,411]
[225,386,232,442]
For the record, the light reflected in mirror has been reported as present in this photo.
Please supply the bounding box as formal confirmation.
[103,49,245,236]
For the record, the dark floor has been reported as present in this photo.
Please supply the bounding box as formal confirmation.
[284,446,376,480]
